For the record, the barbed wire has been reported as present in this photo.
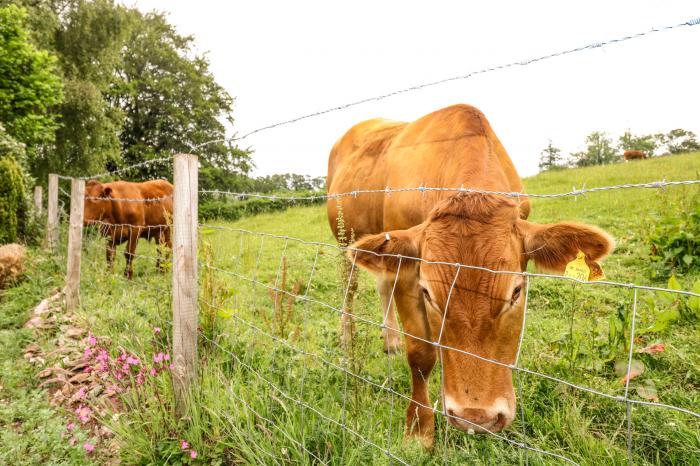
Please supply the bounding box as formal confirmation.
[64,176,700,204]
[200,178,699,203]
[84,195,173,203]
[220,17,700,143]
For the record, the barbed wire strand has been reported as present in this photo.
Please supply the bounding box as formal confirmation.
[77,177,699,203]
[200,178,700,203]
[213,17,700,144]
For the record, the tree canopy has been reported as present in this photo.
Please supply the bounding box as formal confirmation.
[0,4,63,165]
[1,0,252,183]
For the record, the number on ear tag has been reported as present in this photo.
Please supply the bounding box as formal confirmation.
[564,250,590,281]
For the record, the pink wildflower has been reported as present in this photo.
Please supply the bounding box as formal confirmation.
[66,422,75,431]
[163,353,170,361]
[84,347,93,358]
[87,334,97,346]
[83,442,95,453]
[75,387,87,399]
[150,368,158,377]
[127,355,140,365]
[96,350,109,363]
[83,366,92,374]
[181,440,189,450]
[190,450,198,459]
[168,363,174,370]
[154,327,161,334]
[76,406,92,423]
[153,352,164,363]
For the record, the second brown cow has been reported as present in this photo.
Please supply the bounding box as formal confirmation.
[84,180,173,278]
[623,150,647,161]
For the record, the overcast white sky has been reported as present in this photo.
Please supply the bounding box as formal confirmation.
[120,1,699,178]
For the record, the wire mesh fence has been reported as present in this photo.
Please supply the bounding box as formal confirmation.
[43,150,700,464]
[194,218,700,465]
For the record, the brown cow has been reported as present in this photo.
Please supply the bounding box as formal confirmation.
[327,104,614,447]
[84,180,173,279]
[623,150,647,161]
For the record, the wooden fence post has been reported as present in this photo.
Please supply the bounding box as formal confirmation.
[172,153,198,417]
[47,174,59,249]
[34,186,43,216]
[65,178,85,311]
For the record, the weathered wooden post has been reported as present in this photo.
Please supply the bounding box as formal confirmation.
[172,153,198,417]
[65,178,85,311]
[34,186,43,216]
[47,174,59,249]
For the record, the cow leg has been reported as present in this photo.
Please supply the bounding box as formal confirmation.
[377,275,401,354]
[124,229,139,279]
[395,291,436,449]
[106,239,117,272]
[155,227,163,272]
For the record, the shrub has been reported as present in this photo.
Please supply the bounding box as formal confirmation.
[648,195,700,276]
[199,191,325,222]
[0,156,29,244]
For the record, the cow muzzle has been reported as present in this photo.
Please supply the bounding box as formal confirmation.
[444,396,514,434]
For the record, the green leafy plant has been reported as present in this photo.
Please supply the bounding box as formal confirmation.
[0,156,29,243]
[648,195,700,275]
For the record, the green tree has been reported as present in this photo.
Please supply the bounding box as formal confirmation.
[109,10,251,180]
[664,129,700,154]
[0,4,63,164]
[0,154,28,244]
[40,0,129,177]
[571,132,617,167]
[538,140,563,172]
[618,130,657,157]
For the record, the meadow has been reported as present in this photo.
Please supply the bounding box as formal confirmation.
[2,152,700,465]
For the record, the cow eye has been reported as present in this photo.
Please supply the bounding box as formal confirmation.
[511,285,522,304]
[421,286,432,303]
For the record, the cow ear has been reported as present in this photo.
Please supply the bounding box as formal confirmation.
[518,219,614,273]
[102,186,112,198]
[348,225,423,276]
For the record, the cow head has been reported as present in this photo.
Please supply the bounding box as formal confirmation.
[83,180,113,225]
[350,193,614,434]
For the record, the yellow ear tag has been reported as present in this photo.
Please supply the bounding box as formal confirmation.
[564,250,590,281]
[587,261,606,281]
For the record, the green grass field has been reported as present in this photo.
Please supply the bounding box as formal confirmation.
[2,152,700,465]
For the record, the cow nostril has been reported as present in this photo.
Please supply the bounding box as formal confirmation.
[447,408,455,418]
[494,412,506,428]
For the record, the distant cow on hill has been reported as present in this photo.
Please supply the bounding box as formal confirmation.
[83,180,173,279]
[623,150,647,161]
